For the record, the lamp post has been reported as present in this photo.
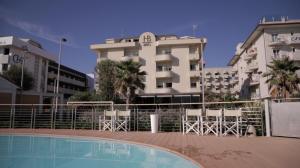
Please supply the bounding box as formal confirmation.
[200,40,205,112]
[20,46,29,104]
[55,38,67,112]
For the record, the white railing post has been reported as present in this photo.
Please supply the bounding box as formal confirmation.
[264,99,271,137]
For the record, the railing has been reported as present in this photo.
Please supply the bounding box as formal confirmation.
[0,101,265,135]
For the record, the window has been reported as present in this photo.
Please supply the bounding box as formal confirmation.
[2,64,8,71]
[292,48,296,53]
[156,81,163,88]
[166,83,172,88]
[4,48,10,55]
[190,64,197,71]
[190,82,197,88]
[272,34,278,42]
[124,49,139,56]
[157,47,171,54]
[273,49,280,58]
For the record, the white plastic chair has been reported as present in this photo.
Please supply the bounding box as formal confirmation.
[99,110,116,131]
[222,108,242,137]
[182,109,203,135]
[115,110,131,132]
[203,109,222,136]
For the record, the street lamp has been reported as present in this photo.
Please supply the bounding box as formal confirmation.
[200,40,205,112]
[20,46,29,104]
[20,46,29,90]
[55,38,67,111]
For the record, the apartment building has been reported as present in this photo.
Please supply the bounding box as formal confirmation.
[204,67,239,96]
[0,36,90,104]
[228,18,300,99]
[91,32,207,102]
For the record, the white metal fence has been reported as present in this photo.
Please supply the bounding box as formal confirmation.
[0,101,265,135]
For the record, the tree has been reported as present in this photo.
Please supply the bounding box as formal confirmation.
[115,60,146,105]
[263,57,300,98]
[2,65,34,90]
[68,91,102,101]
[95,60,119,101]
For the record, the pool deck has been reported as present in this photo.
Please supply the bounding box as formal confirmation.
[1,129,300,168]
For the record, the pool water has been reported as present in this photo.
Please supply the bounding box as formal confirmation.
[0,135,199,168]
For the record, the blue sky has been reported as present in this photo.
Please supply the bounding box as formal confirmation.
[1,0,300,74]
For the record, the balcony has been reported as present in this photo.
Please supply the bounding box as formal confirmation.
[244,48,257,61]
[205,83,212,87]
[289,36,300,45]
[291,54,300,61]
[250,75,260,86]
[190,70,201,78]
[189,54,200,61]
[190,87,201,93]
[205,74,212,79]
[155,54,172,62]
[155,88,173,94]
[121,55,140,62]
[248,61,259,70]
[156,71,172,78]
[48,72,86,87]
[0,54,10,64]
[251,93,260,100]
[223,81,229,86]
[269,38,286,46]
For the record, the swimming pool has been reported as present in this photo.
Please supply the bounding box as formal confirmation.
[0,135,199,168]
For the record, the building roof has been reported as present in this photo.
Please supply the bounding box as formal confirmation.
[241,18,300,49]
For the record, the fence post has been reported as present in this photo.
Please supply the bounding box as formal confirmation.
[264,98,271,137]
[10,105,15,128]
[92,105,94,130]
[71,106,74,129]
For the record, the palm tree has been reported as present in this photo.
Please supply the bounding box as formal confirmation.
[115,60,146,105]
[263,57,300,98]
[2,65,34,90]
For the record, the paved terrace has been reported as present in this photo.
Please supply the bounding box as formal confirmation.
[0,129,300,168]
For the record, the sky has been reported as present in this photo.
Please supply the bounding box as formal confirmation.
[1,0,300,74]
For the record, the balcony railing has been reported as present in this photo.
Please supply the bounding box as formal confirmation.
[244,48,257,61]
[156,71,172,78]
[289,36,300,45]
[189,70,201,77]
[155,53,172,62]
[269,38,286,46]
[250,75,260,86]
[121,55,140,62]
[189,53,200,60]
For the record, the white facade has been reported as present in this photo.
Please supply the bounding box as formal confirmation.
[0,36,57,93]
[91,32,207,97]
[0,36,89,103]
[228,18,300,99]
[204,67,239,96]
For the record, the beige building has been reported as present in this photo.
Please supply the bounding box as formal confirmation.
[0,36,90,104]
[228,18,300,99]
[91,32,207,102]
[204,67,239,96]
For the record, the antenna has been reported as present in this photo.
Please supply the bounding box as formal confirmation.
[192,24,198,37]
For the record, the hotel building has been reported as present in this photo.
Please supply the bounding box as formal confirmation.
[0,36,90,104]
[204,67,239,96]
[228,18,300,99]
[91,32,207,102]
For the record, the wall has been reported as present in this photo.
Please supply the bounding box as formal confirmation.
[271,101,300,138]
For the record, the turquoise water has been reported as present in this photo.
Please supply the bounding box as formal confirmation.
[0,135,199,168]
